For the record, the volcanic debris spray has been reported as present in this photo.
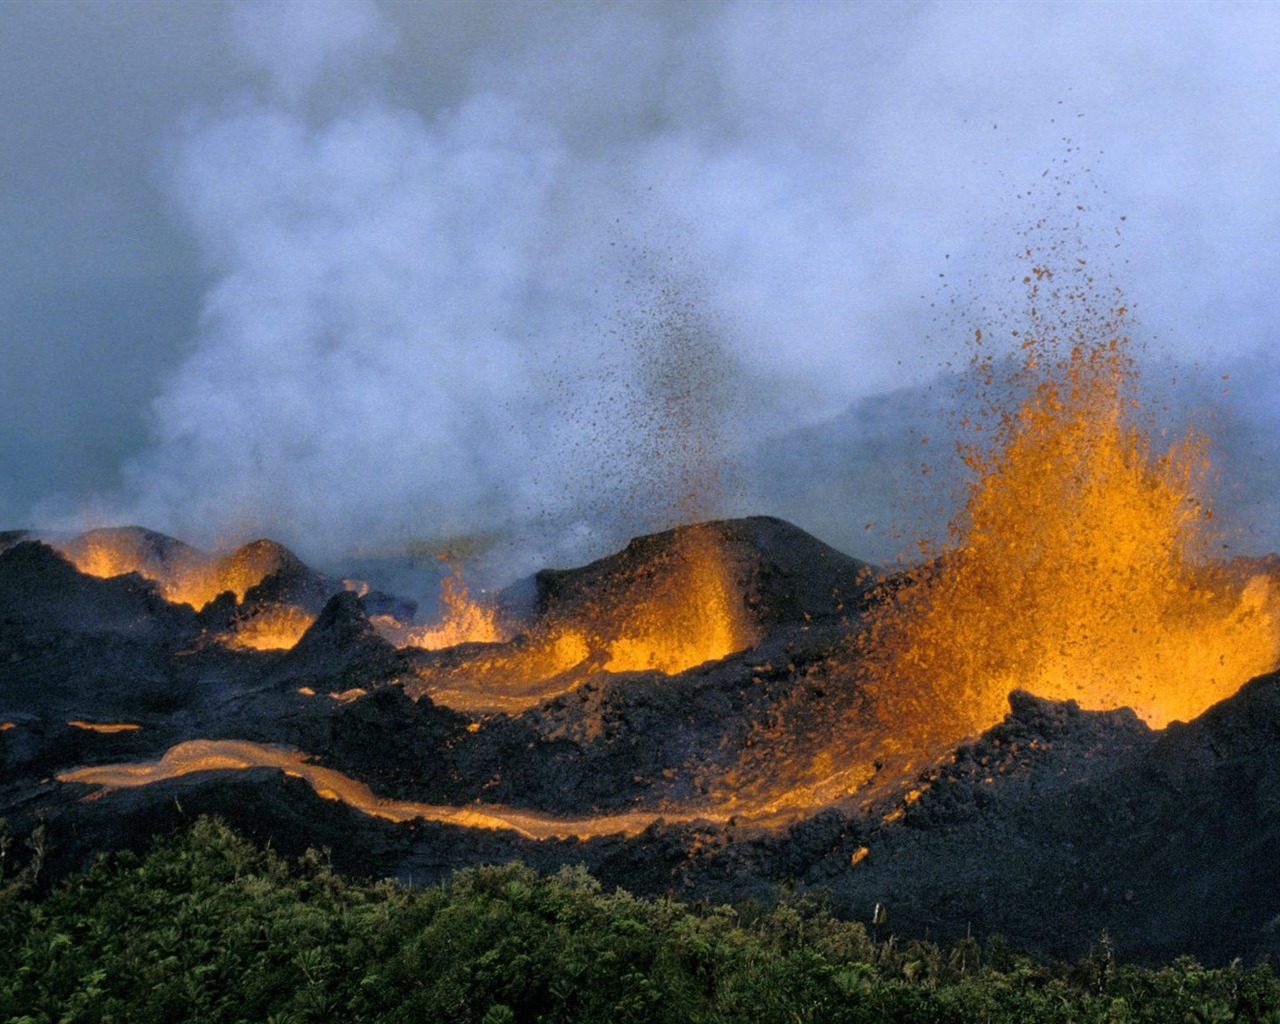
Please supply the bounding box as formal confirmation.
[577,250,757,674]
[711,187,1280,818]
[884,274,1278,732]
[394,250,757,703]
[837,251,1280,781]
[372,560,511,651]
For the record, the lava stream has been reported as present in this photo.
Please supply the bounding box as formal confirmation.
[67,721,141,734]
[57,740,729,840]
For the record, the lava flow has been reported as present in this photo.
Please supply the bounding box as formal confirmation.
[67,721,141,733]
[400,523,757,713]
[56,740,726,840]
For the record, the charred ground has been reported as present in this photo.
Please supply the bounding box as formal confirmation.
[2,518,1279,964]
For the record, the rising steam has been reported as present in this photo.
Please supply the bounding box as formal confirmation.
[13,2,1280,567]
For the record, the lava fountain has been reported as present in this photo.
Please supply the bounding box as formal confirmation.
[858,265,1280,745]
[714,256,1280,821]
[579,522,756,676]
[399,522,758,714]
[372,563,511,650]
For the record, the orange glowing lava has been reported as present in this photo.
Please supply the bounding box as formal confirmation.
[297,686,367,703]
[60,530,292,611]
[407,631,595,714]
[62,528,204,601]
[710,262,1280,823]
[56,529,318,650]
[71,539,150,582]
[858,276,1280,740]
[67,721,141,733]
[222,605,316,651]
[597,524,755,674]
[57,739,728,840]
[403,524,756,713]
[375,566,509,650]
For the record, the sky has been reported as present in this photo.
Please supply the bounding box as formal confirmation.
[2,0,1278,574]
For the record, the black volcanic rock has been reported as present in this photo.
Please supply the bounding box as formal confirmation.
[361,589,417,621]
[0,540,256,747]
[271,591,408,691]
[497,632,836,813]
[1116,671,1280,961]
[310,685,472,798]
[675,680,1280,964]
[0,540,197,638]
[7,517,1280,968]
[0,529,31,554]
[720,515,882,624]
[1145,669,1280,786]
[194,590,239,634]
[533,516,878,632]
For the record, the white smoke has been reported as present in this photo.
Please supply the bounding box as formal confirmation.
[229,0,395,105]
[128,92,571,554]
[85,0,1280,566]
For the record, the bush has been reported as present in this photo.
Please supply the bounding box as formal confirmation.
[0,817,1277,1023]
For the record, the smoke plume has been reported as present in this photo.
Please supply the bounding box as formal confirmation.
[51,0,1278,571]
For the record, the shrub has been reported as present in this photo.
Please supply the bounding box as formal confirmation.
[0,817,1278,1024]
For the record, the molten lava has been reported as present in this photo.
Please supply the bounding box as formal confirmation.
[402,524,757,713]
[858,281,1280,741]
[710,266,1280,823]
[374,565,509,650]
[57,530,318,650]
[61,531,286,610]
[57,739,728,840]
[45,252,1278,837]
[595,525,755,674]
[222,606,316,651]
[71,536,154,583]
[67,721,141,733]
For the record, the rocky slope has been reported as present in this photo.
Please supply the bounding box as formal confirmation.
[2,519,1279,964]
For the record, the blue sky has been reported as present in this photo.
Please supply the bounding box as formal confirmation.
[3,1,1278,567]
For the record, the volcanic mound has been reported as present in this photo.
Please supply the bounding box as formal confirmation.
[2,517,1279,963]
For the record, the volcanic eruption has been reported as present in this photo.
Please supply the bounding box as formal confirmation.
[858,257,1280,735]
[697,245,1280,820]
[22,243,1280,834]
[6,206,1280,964]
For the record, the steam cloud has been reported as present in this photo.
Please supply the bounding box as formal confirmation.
[57,1,1280,569]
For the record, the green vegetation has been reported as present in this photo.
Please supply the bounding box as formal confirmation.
[1,817,1278,1023]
